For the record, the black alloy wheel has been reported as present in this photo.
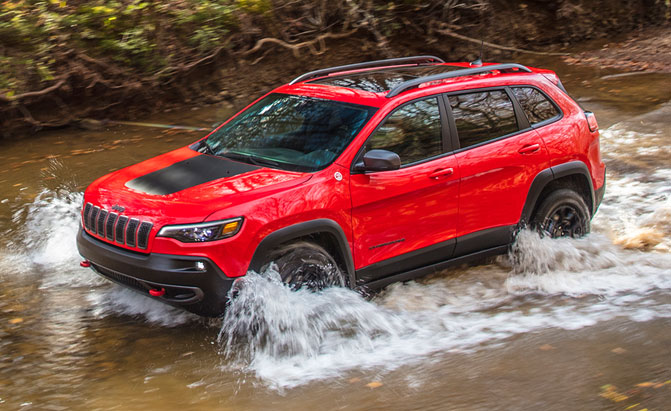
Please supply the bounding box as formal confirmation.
[532,188,591,238]
[264,241,346,290]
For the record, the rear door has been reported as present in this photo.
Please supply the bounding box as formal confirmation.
[445,88,550,256]
[350,96,460,284]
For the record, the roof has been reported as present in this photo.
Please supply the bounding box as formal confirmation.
[277,57,544,107]
[308,64,465,93]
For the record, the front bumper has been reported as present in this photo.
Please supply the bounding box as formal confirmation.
[77,227,234,316]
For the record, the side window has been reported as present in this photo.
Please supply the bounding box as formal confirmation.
[365,97,442,165]
[512,87,559,125]
[449,90,518,149]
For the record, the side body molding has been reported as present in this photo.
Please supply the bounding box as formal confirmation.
[520,160,595,224]
[247,219,356,287]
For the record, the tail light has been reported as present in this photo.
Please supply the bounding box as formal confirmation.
[585,111,598,132]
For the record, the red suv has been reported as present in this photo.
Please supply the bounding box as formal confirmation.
[77,56,606,316]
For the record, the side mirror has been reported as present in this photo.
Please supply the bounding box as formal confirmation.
[354,149,401,172]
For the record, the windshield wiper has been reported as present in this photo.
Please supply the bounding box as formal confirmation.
[198,140,217,155]
[220,151,281,168]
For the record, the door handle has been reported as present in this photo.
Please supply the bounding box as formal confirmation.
[518,143,541,154]
[429,168,454,179]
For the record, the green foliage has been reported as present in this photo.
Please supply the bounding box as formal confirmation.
[0,0,667,98]
[0,0,240,79]
[161,1,236,52]
[236,0,271,14]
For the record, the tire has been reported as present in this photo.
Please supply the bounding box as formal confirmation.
[531,189,591,238]
[264,241,346,290]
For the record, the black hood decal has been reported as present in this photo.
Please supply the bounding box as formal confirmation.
[125,154,261,195]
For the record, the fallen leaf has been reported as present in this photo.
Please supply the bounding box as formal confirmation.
[611,347,627,354]
[539,344,555,351]
[366,381,383,388]
[624,403,640,410]
[600,384,629,402]
[636,382,655,387]
[348,377,360,384]
[9,318,23,324]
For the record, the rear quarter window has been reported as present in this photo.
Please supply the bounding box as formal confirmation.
[512,87,560,125]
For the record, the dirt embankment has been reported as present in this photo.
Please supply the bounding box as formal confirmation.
[1,0,669,138]
[564,26,671,73]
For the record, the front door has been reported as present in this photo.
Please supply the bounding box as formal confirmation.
[350,96,460,284]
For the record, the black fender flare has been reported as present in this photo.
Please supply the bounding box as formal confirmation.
[247,219,356,288]
[520,160,595,224]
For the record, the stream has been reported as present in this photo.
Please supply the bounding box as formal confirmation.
[0,54,670,410]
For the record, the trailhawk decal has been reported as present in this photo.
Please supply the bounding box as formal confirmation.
[125,154,260,195]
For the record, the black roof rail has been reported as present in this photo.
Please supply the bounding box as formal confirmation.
[289,55,445,85]
[385,63,532,98]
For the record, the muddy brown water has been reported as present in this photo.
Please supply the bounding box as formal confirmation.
[0,55,670,410]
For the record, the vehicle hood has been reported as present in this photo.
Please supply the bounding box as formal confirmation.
[85,147,311,223]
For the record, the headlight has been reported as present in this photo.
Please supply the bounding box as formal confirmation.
[157,217,243,243]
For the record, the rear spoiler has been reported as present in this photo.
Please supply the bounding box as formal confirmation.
[542,73,584,110]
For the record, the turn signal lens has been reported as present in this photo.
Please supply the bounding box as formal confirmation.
[222,221,240,236]
[157,217,243,243]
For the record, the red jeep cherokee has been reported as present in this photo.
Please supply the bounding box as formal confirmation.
[77,56,606,316]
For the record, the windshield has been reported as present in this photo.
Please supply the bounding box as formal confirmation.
[203,93,376,172]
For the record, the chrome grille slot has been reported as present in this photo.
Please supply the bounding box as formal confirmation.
[81,203,153,251]
[126,218,139,247]
[137,222,152,249]
[83,203,92,230]
[90,206,100,234]
[106,213,117,241]
[97,210,108,237]
[116,216,128,244]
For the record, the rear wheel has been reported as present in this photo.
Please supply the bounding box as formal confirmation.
[264,242,346,290]
[532,189,591,238]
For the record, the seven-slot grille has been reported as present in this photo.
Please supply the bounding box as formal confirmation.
[82,202,153,250]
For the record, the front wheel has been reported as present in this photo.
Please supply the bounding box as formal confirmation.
[263,242,346,291]
[532,189,591,238]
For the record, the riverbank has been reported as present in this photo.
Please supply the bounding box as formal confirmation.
[1,0,669,138]
[563,26,671,73]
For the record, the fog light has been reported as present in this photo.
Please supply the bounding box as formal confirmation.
[195,261,206,271]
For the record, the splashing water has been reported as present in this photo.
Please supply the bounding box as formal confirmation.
[87,286,199,327]
[593,169,671,251]
[0,187,91,289]
[595,103,671,251]
[219,231,671,389]
[505,230,671,296]
[0,166,194,325]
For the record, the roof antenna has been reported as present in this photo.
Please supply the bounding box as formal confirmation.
[470,40,484,67]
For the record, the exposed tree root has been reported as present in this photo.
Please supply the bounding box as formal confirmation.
[1,78,67,103]
[435,28,569,56]
[242,29,358,57]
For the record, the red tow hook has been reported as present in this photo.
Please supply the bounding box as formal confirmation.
[80,260,91,268]
[149,288,166,297]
